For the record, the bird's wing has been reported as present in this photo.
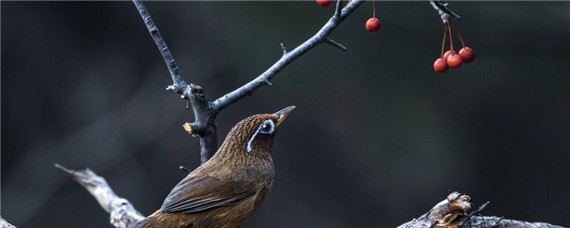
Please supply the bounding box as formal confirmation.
[160,175,256,214]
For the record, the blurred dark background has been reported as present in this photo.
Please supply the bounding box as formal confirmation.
[2,1,570,227]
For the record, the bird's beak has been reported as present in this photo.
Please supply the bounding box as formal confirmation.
[274,106,295,127]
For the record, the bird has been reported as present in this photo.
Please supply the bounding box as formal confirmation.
[130,106,295,228]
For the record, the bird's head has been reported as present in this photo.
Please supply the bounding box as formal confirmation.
[218,106,295,157]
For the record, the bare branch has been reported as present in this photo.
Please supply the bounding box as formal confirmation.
[55,164,144,228]
[325,38,348,52]
[211,0,364,113]
[398,192,563,228]
[0,217,17,228]
[133,0,216,163]
[132,0,186,95]
[334,0,343,18]
[429,0,461,24]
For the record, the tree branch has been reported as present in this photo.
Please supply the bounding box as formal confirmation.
[55,164,144,228]
[0,217,17,228]
[397,192,563,228]
[429,0,461,24]
[399,216,564,228]
[133,0,363,163]
[133,0,216,163]
[132,0,185,95]
[210,0,364,114]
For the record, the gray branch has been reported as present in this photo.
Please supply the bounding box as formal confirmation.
[399,216,563,228]
[429,0,461,24]
[55,164,144,228]
[210,0,363,113]
[133,0,216,163]
[133,0,363,163]
[0,217,17,228]
[397,192,562,228]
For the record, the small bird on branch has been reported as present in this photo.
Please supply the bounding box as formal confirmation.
[130,106,296,228]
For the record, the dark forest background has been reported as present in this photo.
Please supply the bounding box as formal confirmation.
[2,1,570,227]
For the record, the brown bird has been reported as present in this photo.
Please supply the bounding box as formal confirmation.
[130,106,295,228]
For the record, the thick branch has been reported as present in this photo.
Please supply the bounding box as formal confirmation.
[55,164,144,228]
[0,217,17,228]
[210,0,364,113]
[429,0,461,24]
[399,216,563,228]
[398,192,563,228]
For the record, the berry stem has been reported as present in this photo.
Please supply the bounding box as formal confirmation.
[344,0,351,9]
[373,0,376,18]
[451,20,466,48]
[441,23,447,59]
[446,19,454,51]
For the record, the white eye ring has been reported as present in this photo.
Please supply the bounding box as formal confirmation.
[258,120,275,134]
[247,120,275,152]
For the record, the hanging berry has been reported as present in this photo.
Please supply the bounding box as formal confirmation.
[433,18,475,72]
[366,18,381,32]
[316,0,333,7]
[459,47,475,63]
[434,58,448,72]
[447,54,463,68]
[365,0,381,32]
[443,50,456,61]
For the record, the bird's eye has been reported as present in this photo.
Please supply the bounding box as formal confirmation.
[258,120,275,134]
[262,123,271,131]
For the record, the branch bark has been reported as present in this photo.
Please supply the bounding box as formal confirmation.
[133,0,363,164]
[397,192,563,228]
[133,0,216,164]
[55,164,144,228]
[429,0,461,24]
[399,215,563,228]
[0,217,17,228]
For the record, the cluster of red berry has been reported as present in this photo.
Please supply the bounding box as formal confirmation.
[317,0,381,32]
[434,19,475,72]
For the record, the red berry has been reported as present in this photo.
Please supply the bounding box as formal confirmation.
[459,47,475,63]
[443,50,456,61]
[434,58,448,72]
[365,18,381,32]
[316,0,333,7]
[447,54,463,68]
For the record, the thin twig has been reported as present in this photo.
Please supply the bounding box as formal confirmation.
[179,165,190,174]
[429,0,461,24]
[459,201,490,226]
[211,0,364,113]
[325,38,348,52]
[133,0,216,163]
[132,0,186,95]
[280,43,288,55]
[334,0,343,18]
